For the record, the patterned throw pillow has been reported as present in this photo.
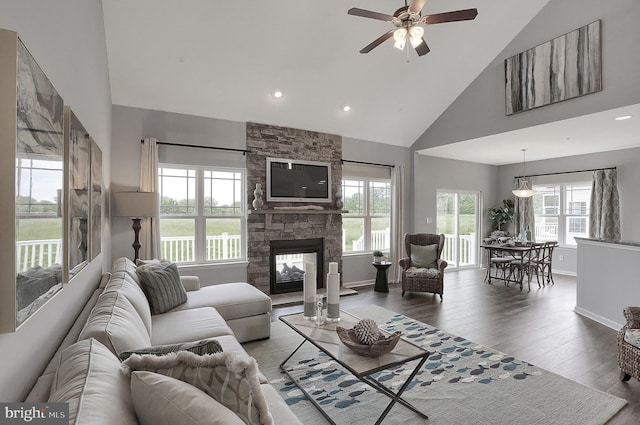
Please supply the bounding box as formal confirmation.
[410,243,438,268]
[136,262,187,314]
[123,351,273,425]
[118,338,223,361]
[130,371,245,425]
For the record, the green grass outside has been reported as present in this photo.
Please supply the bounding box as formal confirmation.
[436,214,477,235]
[17,218,62,241]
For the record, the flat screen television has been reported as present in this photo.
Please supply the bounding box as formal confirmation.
[266,157,331,203]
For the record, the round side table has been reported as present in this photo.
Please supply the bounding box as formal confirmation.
[372,261,392,293]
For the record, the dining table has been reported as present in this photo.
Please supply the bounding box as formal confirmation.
[480,242,545,290]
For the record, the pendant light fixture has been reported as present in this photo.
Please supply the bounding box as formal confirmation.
[512,149,535,198]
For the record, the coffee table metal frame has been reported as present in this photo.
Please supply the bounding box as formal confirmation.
[279,311,430,425]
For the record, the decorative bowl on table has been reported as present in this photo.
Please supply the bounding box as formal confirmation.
[336,326,402,357]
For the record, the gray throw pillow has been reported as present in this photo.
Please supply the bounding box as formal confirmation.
[119,338,223,361]
[136,262,187,314]
[410,243,438,268]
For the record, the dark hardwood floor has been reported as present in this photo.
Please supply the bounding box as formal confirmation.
[271,268,640,424]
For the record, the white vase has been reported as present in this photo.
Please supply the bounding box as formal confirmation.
[252,183,263,209]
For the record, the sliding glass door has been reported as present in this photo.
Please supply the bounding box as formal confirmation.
[436,191,480,269]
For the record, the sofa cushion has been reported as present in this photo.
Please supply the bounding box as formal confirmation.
[405,267,441,279]
[260,384,304,425]
[48,338,137,425]
[151,307,234,346]
[410,243,438,268]
[137,262,188,314]
[113,257,141,285]
[103,270,153,335]
[79,290,151,355]
[130,371,245,425]
[123,351,273,425]
[119,337,223,361]
[169,282,272,321]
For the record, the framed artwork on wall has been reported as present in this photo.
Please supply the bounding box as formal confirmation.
[65,107,90,280]
[0,29,65,331]
[505,20,601,115]
[90,138,102,260]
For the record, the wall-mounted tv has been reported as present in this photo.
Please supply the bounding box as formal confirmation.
[266,157,332,203]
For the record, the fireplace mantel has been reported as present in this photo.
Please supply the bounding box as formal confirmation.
[248,209,348,215]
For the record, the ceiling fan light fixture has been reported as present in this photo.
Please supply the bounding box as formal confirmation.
[393,28,407,50]
[408,25,424,47]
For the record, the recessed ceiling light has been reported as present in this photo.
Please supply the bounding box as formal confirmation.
[615,115,632,121]
[271,89,283,99]
[341,104,351,112]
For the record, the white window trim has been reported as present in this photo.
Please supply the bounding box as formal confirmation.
[158,163,246,264]
[342,176,391,254]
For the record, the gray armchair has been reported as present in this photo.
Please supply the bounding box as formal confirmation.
[399,233,448,300]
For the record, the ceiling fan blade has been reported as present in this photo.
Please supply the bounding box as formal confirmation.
[359,30,395,54]
[409,0,426,13]
[421,8,478,25]
[414,38,430,56]
[348,7,395,22]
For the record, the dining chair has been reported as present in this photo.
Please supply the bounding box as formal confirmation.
[537,241,557,285]
[509,243,543,290]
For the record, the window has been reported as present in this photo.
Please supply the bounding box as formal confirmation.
[533,182,590,246]
[342,177,391,253]
[158,164,245,263]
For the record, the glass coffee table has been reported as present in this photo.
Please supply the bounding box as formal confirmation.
[279,311,430,424]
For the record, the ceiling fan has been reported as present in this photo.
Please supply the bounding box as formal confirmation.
[348,0,478,56]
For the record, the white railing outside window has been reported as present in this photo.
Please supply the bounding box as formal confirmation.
[350,228,390,252]
[535,223,558,241]
[442,233,476,267]
[16,239,62,271]
[161,233,242,263]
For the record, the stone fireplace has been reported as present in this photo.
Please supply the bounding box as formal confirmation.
[270,238,323,295]
[246,123,343,295]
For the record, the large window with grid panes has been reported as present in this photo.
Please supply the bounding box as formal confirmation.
[533,182,591,246]
[157,164,245,263]
[342,177,391,253]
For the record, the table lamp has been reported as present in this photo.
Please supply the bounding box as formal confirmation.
[113,191,159,262]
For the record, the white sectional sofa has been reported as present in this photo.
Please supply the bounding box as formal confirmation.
[25,257,301,425]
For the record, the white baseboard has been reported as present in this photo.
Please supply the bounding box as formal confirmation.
[553,269,576,277]
[574,307,623,330]
[344,279,374,289]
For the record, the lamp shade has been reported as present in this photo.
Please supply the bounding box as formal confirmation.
[113,191,159,218]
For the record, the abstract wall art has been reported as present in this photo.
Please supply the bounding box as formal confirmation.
[505,21,601,115]
[90,138,102,260]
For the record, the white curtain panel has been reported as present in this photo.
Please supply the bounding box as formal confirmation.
[589,169,621,240]
[389,165,405,283]
[139,138,161,259]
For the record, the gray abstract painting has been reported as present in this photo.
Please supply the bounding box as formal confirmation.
[505,21,601,115]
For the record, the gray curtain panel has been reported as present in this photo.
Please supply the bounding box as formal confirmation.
[514,190,535,241]
[589,169,621,240]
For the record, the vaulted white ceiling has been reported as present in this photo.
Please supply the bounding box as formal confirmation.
[102,0,553,148]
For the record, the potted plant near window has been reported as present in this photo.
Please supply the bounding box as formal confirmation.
[372,250,384,263]
[488,199,514,237]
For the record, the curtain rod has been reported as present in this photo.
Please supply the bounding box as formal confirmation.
[141,140,250,155]
[342,159,395,168]
[515,166,616,179]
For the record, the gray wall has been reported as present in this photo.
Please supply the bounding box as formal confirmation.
[0,0,111,401]
[412,0,640,151]
[111,106,412,285]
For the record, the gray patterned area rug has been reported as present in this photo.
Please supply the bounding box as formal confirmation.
[244,305,627,425]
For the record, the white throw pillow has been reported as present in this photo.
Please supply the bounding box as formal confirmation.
[123,351,273,425]
[130,371,245,425]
